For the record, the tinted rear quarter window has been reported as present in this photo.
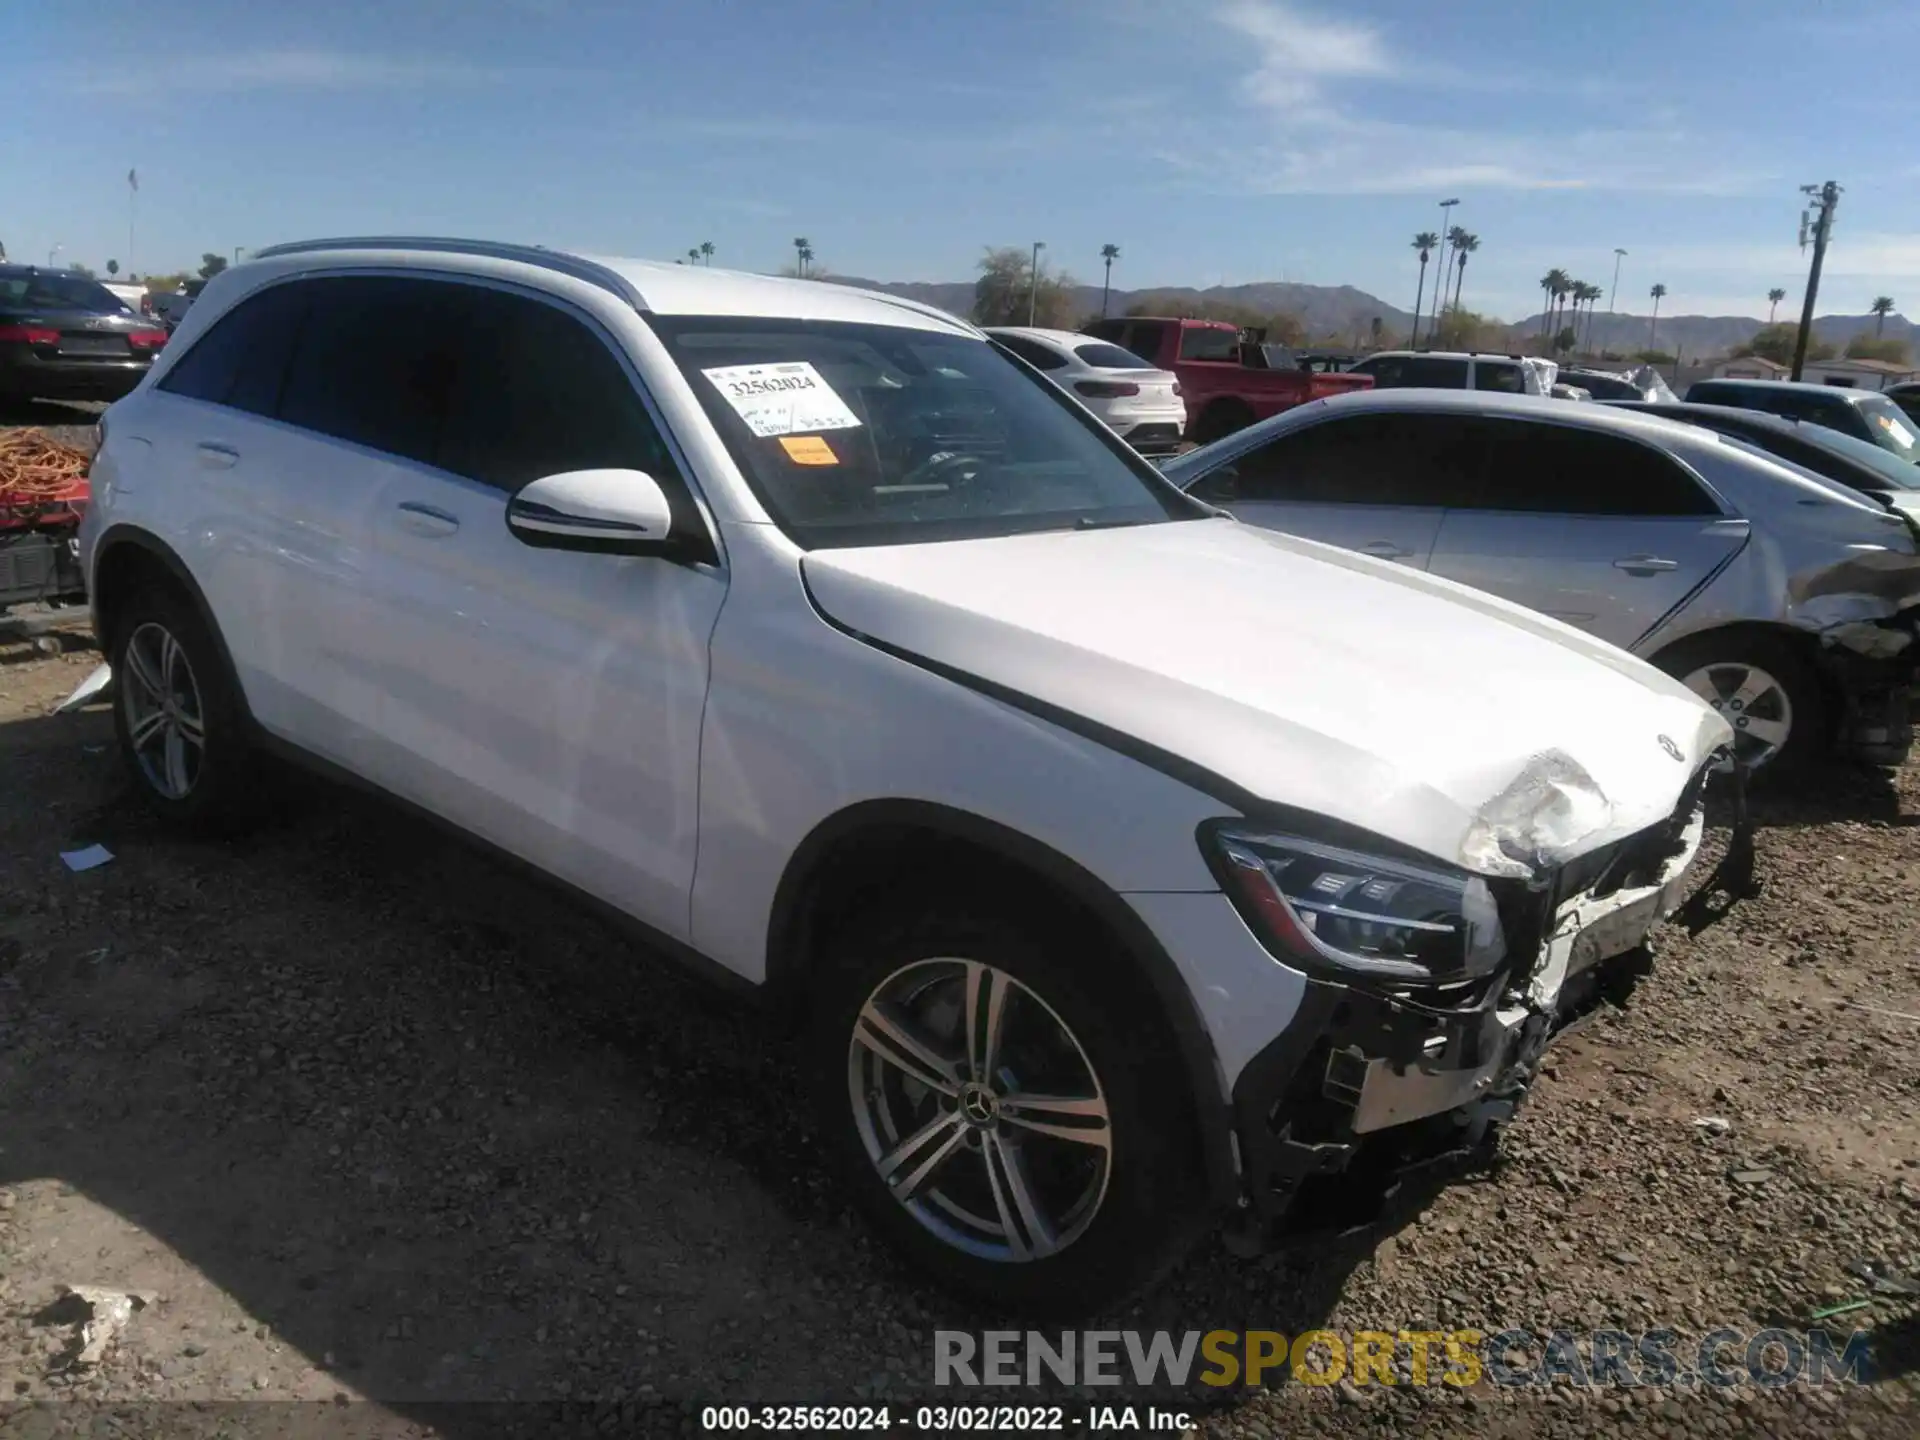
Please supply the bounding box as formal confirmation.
[157,282,308,416]
[1472,420,1719,515]
[276,276,469,464]
[1473,361,1525,393]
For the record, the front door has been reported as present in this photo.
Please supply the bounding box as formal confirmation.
[355,282,724,940]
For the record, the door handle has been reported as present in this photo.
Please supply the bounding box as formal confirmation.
[195,442,239,470]
[1359,540,1413,560]
[1612,554,1678,574]
[394,501,460,538]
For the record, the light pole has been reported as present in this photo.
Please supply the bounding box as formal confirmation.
[233,246,245,265]
[1430,199,1459,344]
[1791,181,1841,383]
[47,244,62,268]
[1606,248,1626,355]
[1028,241,1046,326]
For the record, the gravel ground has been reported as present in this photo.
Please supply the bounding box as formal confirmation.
[0,633,1916,1438]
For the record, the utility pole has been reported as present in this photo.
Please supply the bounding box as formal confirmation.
[1431,198,1459,344]
[1791,181,1840,382]
[1028,240,1046,326]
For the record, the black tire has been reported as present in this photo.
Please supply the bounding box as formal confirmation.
[808,898,1210,1314]
[108,583,261,831]
[1188,401,1253,446]
[1652,629,1829,779]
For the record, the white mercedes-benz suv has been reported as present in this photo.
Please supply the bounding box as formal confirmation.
[79,238,1744,1310]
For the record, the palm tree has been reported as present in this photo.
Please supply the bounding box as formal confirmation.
[1649,283,1667,349]
[699,241,715,266]
[1872,295,1896,337]
[1099,243,1121,318]
[1538,272,1557,339]
[797,242,815,278]
[1410,232,1439,345]
[1580,281,1605,352]
[792,236,810,278]
[1449,232,1479,315]
[1542,268,1571,342]
[687,247,700,266]
[1767,288,1786,325]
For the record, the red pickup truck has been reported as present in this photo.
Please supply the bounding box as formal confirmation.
[1081,317,1373,444]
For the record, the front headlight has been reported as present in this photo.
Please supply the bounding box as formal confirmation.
[1210,828,1508,985]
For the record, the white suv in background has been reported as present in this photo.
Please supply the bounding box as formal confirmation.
[1347,349,1554,396]
[82,238,1738,1310]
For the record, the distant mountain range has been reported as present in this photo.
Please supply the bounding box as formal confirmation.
[832,272,1910,359]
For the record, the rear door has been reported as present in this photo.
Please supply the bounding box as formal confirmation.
[1428,418,1748,649]
[1186,411,1479,567]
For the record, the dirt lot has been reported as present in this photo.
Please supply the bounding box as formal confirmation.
[0,620,1916,1436]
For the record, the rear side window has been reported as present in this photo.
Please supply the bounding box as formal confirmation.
[276,276,469,464]
[1120,322,1167,363]
[437,288,682,495]
[157,282,307,417]
[1217,413,1484,506]
[1074,342,1154,370]
[1359,356,1469,388]
[1470,421,1719,516]
[995,335,1069,371]
[1178,326,1240,362]
[1473,361,1525,393]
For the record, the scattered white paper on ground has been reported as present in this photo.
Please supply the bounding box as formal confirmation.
[701,361,863,438]
[60,844,114,872]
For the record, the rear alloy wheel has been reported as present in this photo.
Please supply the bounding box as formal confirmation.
[121,620,207,801]
[812,906,1207,1311]
[1682,661,1792,772]
[848,957,1111,1263]
[109,584,260,830]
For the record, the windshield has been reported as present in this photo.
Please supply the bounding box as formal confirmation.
[650,317,1204,549]
[1857,396,1920,464]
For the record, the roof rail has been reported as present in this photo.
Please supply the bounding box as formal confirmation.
[247,236,647,310]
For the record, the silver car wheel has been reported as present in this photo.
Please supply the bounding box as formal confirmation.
[121,621,207,800]
[847,957,1112,1263]
[1683,661,1793,770]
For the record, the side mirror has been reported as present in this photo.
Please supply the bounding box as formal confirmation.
[506,469,678,556]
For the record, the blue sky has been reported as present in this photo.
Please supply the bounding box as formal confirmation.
[7,0,1918,322]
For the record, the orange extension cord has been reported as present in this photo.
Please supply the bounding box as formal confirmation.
[0,430,91,502]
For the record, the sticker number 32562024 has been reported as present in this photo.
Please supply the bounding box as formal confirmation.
[701,362,864,439]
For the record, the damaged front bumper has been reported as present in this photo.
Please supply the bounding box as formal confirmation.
[1223,763,1753,1248]
[1814,605,1920,766]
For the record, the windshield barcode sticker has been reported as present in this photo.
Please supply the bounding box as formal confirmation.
[701,362,863,438]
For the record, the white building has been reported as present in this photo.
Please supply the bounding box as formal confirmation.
[1712,355,1788,381]
[1798,356,1919,391]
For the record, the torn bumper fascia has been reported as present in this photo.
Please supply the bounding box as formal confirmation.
[1226,762,1746,1241]
[1792,597,1920,766]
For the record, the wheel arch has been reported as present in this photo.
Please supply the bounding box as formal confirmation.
[91,526,250,718]
[765,798,1238,1204]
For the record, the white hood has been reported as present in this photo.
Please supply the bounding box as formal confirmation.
[802,518,1733,877]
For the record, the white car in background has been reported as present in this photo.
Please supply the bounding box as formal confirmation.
[985,326,1186,456]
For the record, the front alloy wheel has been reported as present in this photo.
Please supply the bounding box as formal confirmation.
[848,957,1112,1263]
[121,620,207,799]
[1682,660,1792,771]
